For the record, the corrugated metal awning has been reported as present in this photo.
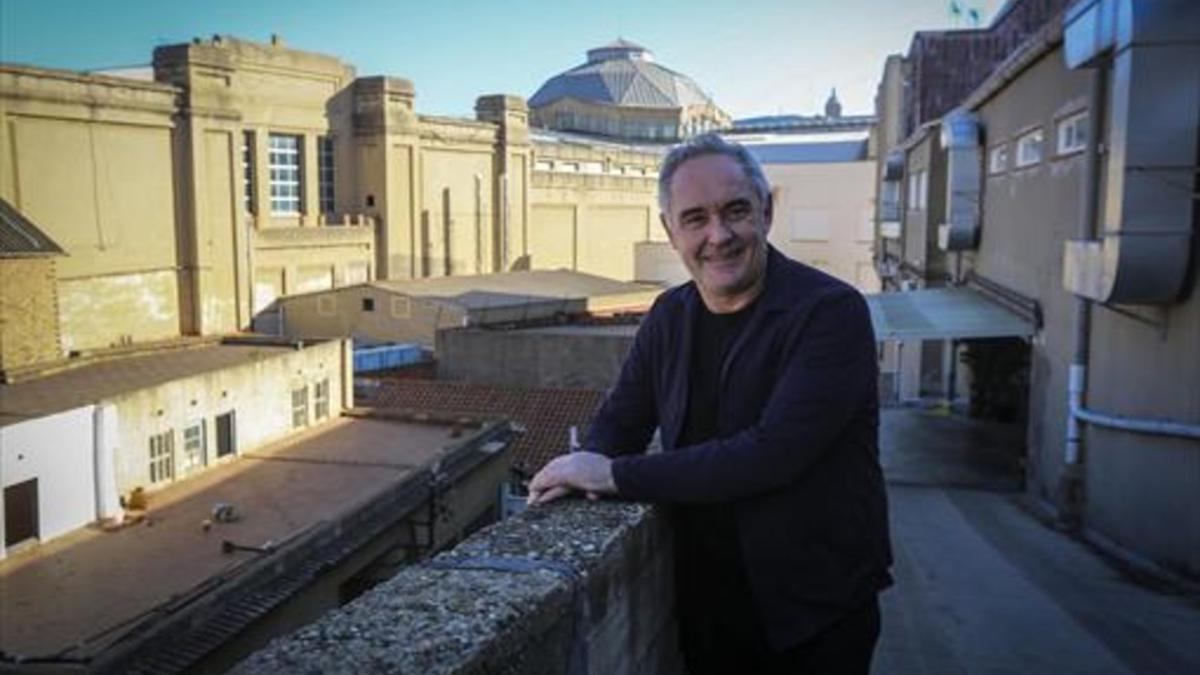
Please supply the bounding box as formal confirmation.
[866,287,1036,341]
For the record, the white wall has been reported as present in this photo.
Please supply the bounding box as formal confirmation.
[107,339,349,495]
[1,406,96,557]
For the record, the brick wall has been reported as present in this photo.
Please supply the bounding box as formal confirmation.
[0,257,61,375]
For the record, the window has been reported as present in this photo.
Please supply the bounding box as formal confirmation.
[291,386,309,429]
[181,421,206,475]
[318,135,335,214]
[242,131,255,213]
[149,430,175,484]
[269,134,302,214]
[1056,112,1088,156]
[314,379,330,421]
[908,170,927,211]
[391,296,411,318]
[989,144,1009,174]
[1015,128,1044,167]
[361,297,375,312]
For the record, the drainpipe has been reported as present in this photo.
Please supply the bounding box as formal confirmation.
[1060,67,1104,527]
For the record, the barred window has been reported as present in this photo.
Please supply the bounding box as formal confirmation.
[318,135,335,214]
[269,134,302,215]
[242,131,255,213]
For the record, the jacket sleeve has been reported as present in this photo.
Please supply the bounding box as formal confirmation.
[611,288,876,503]
[584,303,661,458]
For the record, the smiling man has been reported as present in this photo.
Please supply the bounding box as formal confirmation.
[528,133,892,674]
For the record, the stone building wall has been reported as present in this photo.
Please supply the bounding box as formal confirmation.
[0,258,61,372]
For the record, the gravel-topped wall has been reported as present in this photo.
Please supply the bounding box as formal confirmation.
[232,500,681,675]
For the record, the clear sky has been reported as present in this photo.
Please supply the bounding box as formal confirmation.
[0,0,1005,119]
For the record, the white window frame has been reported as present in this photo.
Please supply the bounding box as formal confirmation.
[291,386,309,429]
[149,430,175,484]
[181,421,206,475]
[391,296,411,318]
[269,134,303,215]
[1056,112,1088,156]
[908,170,927,211]
[1015,128,1044,168]
[989,143,1009,174]
[314,379,330,422]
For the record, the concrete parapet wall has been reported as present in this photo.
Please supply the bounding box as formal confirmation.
[234,500,682,675]
[437,326,635,390]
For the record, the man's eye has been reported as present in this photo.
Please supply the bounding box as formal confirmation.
[724,203,752,221]
[681,215,707,230]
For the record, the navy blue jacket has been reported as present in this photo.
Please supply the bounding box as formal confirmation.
[589,246,892,649]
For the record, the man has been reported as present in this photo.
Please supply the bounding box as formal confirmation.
[528,133,892,674]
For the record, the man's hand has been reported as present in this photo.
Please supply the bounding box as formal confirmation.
[527,452,617,506]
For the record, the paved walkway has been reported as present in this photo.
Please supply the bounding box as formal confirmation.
[874,409,1200,675]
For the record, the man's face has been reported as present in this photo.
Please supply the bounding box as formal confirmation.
[662,153,772,309]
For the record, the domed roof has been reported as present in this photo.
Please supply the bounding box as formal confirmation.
[530,40,718,110]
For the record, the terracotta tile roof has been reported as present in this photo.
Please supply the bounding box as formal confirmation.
[373,379,606,475]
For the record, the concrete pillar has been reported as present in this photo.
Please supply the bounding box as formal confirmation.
[475,95,531,272]
[93,404,124,524]
[352,77,420,280]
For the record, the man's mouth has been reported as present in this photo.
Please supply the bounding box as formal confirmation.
[702,244,745,264]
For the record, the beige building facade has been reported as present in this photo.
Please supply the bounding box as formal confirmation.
[0,35,673,376]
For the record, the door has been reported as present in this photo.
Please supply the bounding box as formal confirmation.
[215,411,236,458]
[4,479,39,548]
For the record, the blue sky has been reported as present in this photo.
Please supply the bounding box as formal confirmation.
[0,0,1003,119]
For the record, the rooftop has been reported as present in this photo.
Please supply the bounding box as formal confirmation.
[0,339,323,427]
[0,415,471,660]
[744,139,870,164]
[372,380,604,474]
[369,269,663,315]
[530,41,719,111]
[0,198,65,257]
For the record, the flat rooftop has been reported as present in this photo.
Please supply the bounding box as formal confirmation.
[0,415,465,660]
[373,269,661,303]
[0,340,321,427]
[508,323,639,338]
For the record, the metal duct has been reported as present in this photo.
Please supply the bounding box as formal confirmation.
[938,109,983,251]
[1062,0,1200,303]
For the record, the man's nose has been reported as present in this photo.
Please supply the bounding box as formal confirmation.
[705,215,736,244]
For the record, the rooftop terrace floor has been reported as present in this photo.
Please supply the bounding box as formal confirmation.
[0,415,459,660]
[875,409,1200,674]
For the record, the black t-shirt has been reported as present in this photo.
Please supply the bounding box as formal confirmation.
[674,298,766,654]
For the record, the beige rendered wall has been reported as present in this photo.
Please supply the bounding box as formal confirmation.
[763,160,880,292]
[156,37,371,334]
[108,339,349,496]
[530,141,660,281]
[0,67,182,353]
[419,143,495,277]
[279,285,464,348]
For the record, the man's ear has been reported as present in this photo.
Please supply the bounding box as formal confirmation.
[660,213,678,250]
